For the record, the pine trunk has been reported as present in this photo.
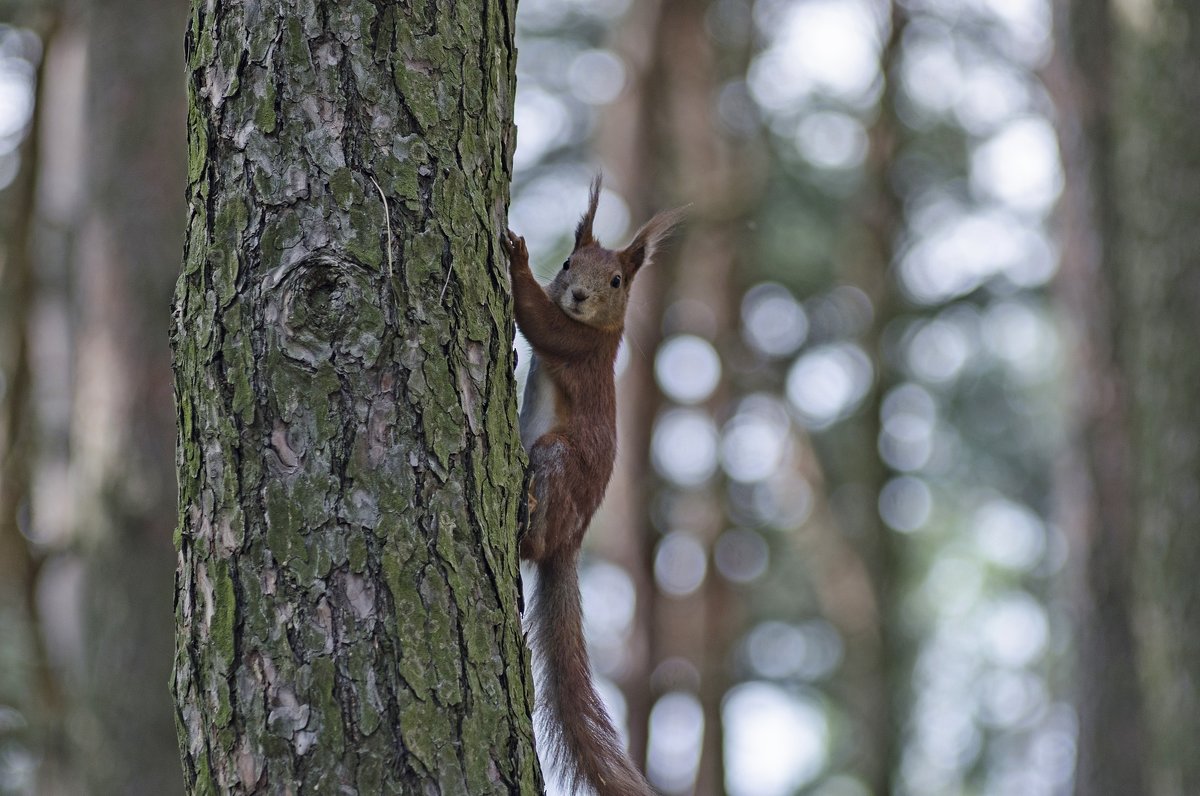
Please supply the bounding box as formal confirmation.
[0,15,66,791]
[833,5,907,790]
[72,0,189,791]
[171,1,540,792]
[1047,1,1148,793]
[1114,1,1200,792]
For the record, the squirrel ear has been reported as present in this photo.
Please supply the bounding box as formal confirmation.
[573,174,603,250]
[619,207,685,278]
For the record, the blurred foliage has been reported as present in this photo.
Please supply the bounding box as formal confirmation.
[512,0,1072,794]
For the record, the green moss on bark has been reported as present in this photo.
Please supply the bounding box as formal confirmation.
[172,0,540,792]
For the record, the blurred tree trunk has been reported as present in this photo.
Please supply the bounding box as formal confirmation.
[637,2,762,793]
[599,0,671,771]
[69,0,189,791]
[1109,0,1200,792]
[0,120,43,785]
[1046,1,1148,794]
[601,0,759,790]
[832,3,907,791]
[0,15,71,792]
[171,1,540,792]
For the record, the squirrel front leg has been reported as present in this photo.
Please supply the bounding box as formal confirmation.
[502,229,593,360]
[503,230,583,560]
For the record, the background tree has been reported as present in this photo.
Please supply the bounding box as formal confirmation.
[1049,0,1147,793]
[71,0,188,790]
[0,12,71,793]
[171,0,539,791]
[1,0,188,791]
[598,0,762,786]
[1109,0,1200,791]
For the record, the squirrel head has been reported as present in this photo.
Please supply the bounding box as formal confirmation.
[546,175,682,333]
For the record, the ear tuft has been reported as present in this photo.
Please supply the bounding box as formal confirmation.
[619,206,685,278]
[573,174,603,250]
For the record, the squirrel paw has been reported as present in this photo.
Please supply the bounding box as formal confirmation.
[521,473,539,520]
[501,228,528,265]
[517,466,551,562]
[517,469,534,538]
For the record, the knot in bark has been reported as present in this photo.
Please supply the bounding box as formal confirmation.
[268,254,384,366]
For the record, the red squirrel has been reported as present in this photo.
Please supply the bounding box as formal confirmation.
[501,176,680,796]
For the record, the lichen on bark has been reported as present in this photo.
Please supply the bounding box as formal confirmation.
[171,1,540,792]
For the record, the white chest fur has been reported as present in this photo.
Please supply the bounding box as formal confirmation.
[519,354,559,450]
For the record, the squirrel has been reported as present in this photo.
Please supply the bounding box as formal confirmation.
[501,176,680,796]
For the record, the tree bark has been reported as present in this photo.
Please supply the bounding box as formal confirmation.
[1112,1,1200,792]
[172,1,539,792]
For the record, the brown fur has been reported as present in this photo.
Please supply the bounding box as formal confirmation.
[503,176,680,796]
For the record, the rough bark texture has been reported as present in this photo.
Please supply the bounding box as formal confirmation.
[1113,1,1200,792]
[71,0,189,791]
[1047,1,1148,793]
[171,1,540,793]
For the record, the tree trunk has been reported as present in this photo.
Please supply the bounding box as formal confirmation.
[597,0,671,770]
[601,2,758,788]
[171,1,539,792]
[832,4,907,791]
[632,1,762,791]
[1046,1,1148,793]
[0,15,71,792]
[70,0,189,791]
[1112,1,1200,792]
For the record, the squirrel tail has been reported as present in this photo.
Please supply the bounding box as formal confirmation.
[529,554,655,796]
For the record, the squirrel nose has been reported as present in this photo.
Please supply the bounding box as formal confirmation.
[572,288,587,303]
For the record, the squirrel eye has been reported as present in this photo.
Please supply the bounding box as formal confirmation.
[562,260,571,271]
[610,275,621,288]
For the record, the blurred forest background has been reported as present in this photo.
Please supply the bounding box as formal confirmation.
[0,0,1197,794]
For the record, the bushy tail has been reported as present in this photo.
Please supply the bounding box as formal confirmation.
[528,554,655,796]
